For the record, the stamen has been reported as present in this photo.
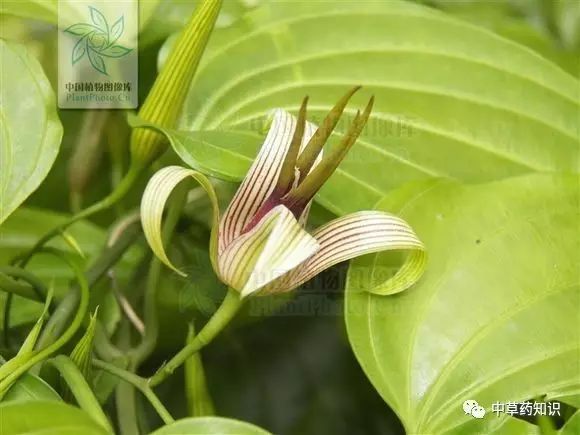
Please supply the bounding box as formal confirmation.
[276,96,308,193]
[284,96,374,209]
[295,86,361,181]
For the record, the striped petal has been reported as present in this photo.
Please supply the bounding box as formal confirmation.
[262,211,426,295]
[219,109,317,253]
[141,166,220,277]
[218,205,319,297]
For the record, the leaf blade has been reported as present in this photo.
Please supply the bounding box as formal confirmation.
[0,40,63,224]
[345,174,580,434]
[162,1,579,215]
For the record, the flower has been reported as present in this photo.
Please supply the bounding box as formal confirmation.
[141,87,426,297]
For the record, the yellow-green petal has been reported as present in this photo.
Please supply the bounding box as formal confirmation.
[140,166,220,276]
[219,205,319,297]
[266,211,426,295]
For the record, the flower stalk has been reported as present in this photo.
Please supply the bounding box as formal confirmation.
[148,288,242,386]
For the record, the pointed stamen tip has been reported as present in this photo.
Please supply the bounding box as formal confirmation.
[342,85,362,101]
[362,96,375,119]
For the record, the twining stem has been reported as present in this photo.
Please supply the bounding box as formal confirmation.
[35,219,141,350]
[0,266,46,301]
[15,161,144,268]
[1,266,48,346]
[0,249,89,399]
[0,273,38,300]
[93,359,174,425]
[148,288,243,387]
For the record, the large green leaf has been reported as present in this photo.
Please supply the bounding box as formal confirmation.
[155,0,580,215]
[0,40,63,225]
[3,372,61,403]
[0,207,141,328]
[149,417,271,435]
[345,174,579,434]
[0,400,109,435]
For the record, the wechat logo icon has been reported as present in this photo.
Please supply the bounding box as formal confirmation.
[463,399,486,419]
[64,6,132,75]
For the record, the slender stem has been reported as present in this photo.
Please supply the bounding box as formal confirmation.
[0,273,37,300]
[116,379,141,435]
[15,161,144,268]
[35,220,141,350]
[93,359,174,425]
[0,250,90,399]
[0,266,46,301]
[148,288,243,387]
[1,266,48,345]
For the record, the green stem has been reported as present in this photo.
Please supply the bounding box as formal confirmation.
[116,378,141,435]
[148,288,243,387]
[0,250,90,399]
[93,359,174,425]
[47,355,113,433]
[0,274,36,300]
[35,219,141,350]
[16,161,144,267]
[0,266,46,301]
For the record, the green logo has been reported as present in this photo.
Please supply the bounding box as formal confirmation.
[64,6,132,75]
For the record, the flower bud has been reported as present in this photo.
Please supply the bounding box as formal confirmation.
[130,0,222,165]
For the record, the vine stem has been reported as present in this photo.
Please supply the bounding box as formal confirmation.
[148,288,243,387]
[35,218,141,351]
[92,359,174,425]
[16,161,145,267]
[0,266,47,301]
[0,249,90,399]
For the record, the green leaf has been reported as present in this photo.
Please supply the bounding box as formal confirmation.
[560,410,580,435]
[0,207,141,328]
[345,174,579,434]
[0,400,110,435]
[149,416,271,435]
[164,0,579,215]
[0,40,63,225]
[3,373,61,403]
[48,356,113,433]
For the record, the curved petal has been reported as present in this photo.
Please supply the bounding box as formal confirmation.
[263,211,426,295]
[140,166,220,276]
[218,205,319,297]
[219,110,316,253]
